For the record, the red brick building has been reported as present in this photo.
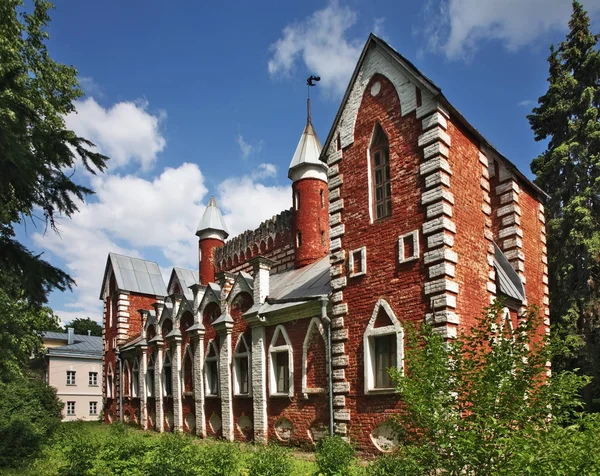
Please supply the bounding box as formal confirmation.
[101,34,549,452]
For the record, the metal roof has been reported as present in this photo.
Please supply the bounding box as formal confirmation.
[288,121,325,178]
[44,332,102,357]
[196,196,229,238]
[171,267,199,300]
[493,243,526,303]
[99,253,167,299]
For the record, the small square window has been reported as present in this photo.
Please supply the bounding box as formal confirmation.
[66,370,76,386]
[349,246,367,278]
[398,230,419,264]
[67,401,76,416]
[89,401,98,415]
[89,372,98,386]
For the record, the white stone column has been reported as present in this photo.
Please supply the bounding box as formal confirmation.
[191,332,206,437]
[172,336,183,432]
[218,326,234,441]
[139,345,148,430]
[154,343,164,432]
[251,325,268,444]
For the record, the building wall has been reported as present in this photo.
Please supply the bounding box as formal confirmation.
[48,355,103,421]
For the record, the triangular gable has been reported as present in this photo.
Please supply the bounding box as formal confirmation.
[99,253,168,300]
[227,272,254,305]
[168,267,199,301]
[319,34,546,200]
[198,282,221,314]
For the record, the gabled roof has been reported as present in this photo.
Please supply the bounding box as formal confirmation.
[99,253,167,299]
[493,243,526,303]
[169,267,199,301]
[319,33,547,200]
[288,120,325,178]
[196,196,229,238]
[44,331,102,358]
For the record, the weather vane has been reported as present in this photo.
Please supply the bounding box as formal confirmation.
[306,75,320,124]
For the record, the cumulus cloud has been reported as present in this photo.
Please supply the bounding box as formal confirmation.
[517,99,535,108]
[65,97,166,170]
[420,0,600,60]
[268,0,363,97]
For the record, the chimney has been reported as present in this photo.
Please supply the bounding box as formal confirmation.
[87,330,91,336]
[67,327,74,345]
[249,256,276,304]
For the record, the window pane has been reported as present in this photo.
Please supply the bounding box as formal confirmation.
[383,150,389,164]
[375,169,382,184]
[239,356,248,394]
[374,335,396,388]
[376,186,382,201]
[276,352,289,393]
[374,151,381,166]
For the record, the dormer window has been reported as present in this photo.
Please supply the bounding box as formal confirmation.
[370,123,391,220]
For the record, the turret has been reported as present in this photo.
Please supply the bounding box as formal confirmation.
[196,196,229,284]
[288,99,329,268]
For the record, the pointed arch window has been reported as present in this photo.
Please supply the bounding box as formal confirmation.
[205,340,219,397]
[182,346,193,394]
[363,299,404,394]
[132,358,140,397]
[301,318,327,396]
[269,325,294,397]
[233,333,251,396]
[162,350,173,397]
[370,123,391,220]
[146,353,155,397]
[123,360,131,397]
[106,364,114,399]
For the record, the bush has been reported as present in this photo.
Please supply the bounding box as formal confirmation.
[0,376,62,468]
[199,440,243,476]
[246,444,293,476]
[57,422,103,476]
[315,435,355,476]
[96,423,150,475]
[143,432,202,476]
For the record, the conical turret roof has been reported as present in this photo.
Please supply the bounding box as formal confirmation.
[196,196,229,239]
[288,120,325,179]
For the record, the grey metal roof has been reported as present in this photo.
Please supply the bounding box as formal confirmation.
[170,267,199,300]
[196,196,229,238]
[493,243,526,303]
[288,121,325,178]
[44,332,102,357]
[99,253,167,299]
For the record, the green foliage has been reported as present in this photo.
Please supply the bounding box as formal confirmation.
[0,375,62,468]
[246,444,293,476]
[527,0,600,408]
[385,302,596,475]
[96,423,151,475]
[315,435,355,476]
[143,433,202,476]
[56,421,103,476]
[65,317,103,337]
[199,440,243,476]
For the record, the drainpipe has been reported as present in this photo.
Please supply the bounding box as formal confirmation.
[116,349,123,423]
[265,294,334,436]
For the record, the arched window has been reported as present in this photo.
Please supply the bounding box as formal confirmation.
[205,340,219,397]
[301,318,327,395]
[146,353,155,397]
[182,346,193,393]
[161,319,173,338]
[370,123,391,220]
[162,350,173,397]
[123,360,131,397]
[233,333,251,396]
[132,358,140,397]
[294,190,300,210]
[106,363,114,399]
[363,299,403,393]
[269,325,294,397]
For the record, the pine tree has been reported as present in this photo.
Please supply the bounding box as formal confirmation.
[528,1,600,408]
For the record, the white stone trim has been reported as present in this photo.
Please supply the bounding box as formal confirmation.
[398,230,419,264]
[162,349,172,397]
[181,345,194,393]
[233,333,251,397]
[363,299,404,395]
[348,246,367,278]
[301,318,328,397]
[268,325,294,398]
[204,340,219,398]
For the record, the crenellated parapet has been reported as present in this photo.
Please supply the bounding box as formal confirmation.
[214,209,294,272]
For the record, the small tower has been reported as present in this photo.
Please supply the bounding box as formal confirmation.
[196,196,229,284]
[288,98,329,268]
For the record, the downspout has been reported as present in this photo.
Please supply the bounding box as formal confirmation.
[116,349,123,423]
[264,294,334,436]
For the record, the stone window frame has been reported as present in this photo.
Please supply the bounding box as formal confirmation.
[123,360,131,397]
[268,325,294,398]
[66,401,76,416]
[66,370,76,386]
[368,122,392,222]
[131,358,140,397]
[348,246,367,278]
[181,345,194,394]
[301,317,327,397]
[106,364,113,398]
[233,333,252,397]
[89,401,98,416]
[146,352,155,397]
[162,349,173,397]
[88,371,98,387]
[204,339,220,398]
[398,230,420,264]
[363,299,404,395]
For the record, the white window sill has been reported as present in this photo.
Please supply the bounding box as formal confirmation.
[233,393,252,398]
[269,392,294,398]
[349,271,366,278]
[364,387,397,395]
[205,394,220,399]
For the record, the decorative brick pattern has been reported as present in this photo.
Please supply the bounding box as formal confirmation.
[479,149,497,302]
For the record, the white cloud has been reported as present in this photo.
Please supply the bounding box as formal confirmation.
[65,97,166,170]
[35,162,291,324]
[518,99,535,107]
[268,0,363,97]
[78,76,103,98]
[420,0,600,60]
[237,134,253,158]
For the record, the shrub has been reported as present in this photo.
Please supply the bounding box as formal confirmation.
[143,432,202,476]
[199,440,243,476]
[0,376,62,468]
[96,423,150,475]
[315,435,354,476]
[246,444,293,476]
[58,422,102,476]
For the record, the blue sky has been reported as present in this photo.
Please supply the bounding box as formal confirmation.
[24,0,600,324]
